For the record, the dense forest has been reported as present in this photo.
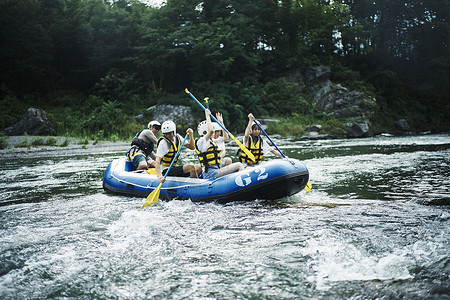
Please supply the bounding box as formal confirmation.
[1,0,449,139]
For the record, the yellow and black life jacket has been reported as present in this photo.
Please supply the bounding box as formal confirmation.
[157,135,181,167]
[130,129,154,156]
[239,135,263,165]
[195,138,221,170]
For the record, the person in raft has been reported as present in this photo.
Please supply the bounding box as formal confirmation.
[155,120,202,183]
[239,113,283,167]
[126,120,161,171]
[211,112,232,167]
[195,109,244,179]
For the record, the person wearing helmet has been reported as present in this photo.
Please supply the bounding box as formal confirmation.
[212,112,232,167]
[239,113,283,166]
[195,109,243,179]
[154,120,201,183]
[126,120,161,171]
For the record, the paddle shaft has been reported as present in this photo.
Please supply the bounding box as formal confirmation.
[185,89,255,162]
[187,91,228,133]
[252,119,294,165]
[141,133,189,208]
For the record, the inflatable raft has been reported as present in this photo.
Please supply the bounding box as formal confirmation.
[103,157,309,203]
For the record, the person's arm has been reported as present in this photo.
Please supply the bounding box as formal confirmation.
[244,113,255,145]
[263,139,283,158]
[142,130,158,159]
[204,109,214,141]
[216,112,229,142]
[155,141,170,182]
[155,156,165,183]
[184,129,196,150]
[270,149,283,157]
[142,129,158,145]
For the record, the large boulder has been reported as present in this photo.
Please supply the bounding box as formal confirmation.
[394,119,411,133]
[147,105,195,128]
[287,65,376,123]
[5,108,56,136]
[346,122,370,138]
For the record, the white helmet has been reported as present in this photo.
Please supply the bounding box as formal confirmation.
[148,120,161,129]
[213,122,222,131]
[197,120,208,136]
[161,120,176,134]
[251,120,262,130]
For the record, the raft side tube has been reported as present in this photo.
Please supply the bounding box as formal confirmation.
[103,157,309,202]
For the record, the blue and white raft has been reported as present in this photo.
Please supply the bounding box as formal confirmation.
[103,157,309,203]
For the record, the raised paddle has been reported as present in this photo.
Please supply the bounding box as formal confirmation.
[185,88,256,162]
[141,133,189,208]
[252,117,312,192]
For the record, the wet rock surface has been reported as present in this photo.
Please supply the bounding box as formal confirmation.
[5,108,57,136]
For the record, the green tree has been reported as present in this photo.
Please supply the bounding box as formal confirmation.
[0,0,55,92]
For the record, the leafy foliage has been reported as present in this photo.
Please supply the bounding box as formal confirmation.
[0,133,8,149]
[0,94,28,129]
[0,0,448,138]
[268,114,347,137]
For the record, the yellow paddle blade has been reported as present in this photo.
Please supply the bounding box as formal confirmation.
[145,168,157,175]
[304,181,312,192]
[228,132,256,162]
[141,183,162,208]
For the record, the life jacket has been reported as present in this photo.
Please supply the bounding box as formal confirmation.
[157,135,181,167]
[239,135,263,165]
[130,130,154,156]
[195,138,222,170]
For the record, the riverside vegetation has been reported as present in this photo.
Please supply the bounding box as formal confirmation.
[1,0,448,143]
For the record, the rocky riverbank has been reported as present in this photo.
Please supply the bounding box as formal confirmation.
[0,136,129,160]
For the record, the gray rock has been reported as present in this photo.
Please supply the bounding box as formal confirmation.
[147,105,195,127]
[380,133,394,137]
[395,119,410,132]
[132,114,144,122]
[304,65,331,84]
[5,108,56,136]
[257,118,280,130]
[295,133,333,140]
[305,125,322,132]
[346,123,370,138]
[288,65,376,124]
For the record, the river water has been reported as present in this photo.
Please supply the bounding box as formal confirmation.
[0,134,449,299]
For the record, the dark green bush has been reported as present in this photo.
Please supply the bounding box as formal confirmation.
[31,137,45,146]
[0,133,8,149]
[82,100,136,140]
[0,95,27,129]
[267,114,347,137]
[59,138,70,147]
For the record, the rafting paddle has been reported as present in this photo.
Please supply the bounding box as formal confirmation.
[304,180,312,191]
[185,88,256,162]
[252,117,312,192]
[141,133,189,208]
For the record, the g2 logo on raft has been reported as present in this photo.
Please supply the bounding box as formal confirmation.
[234,167,268,187]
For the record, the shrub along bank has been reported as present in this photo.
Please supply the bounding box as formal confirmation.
[2,76,448,143]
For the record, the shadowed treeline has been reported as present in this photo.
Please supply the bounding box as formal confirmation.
[1,0,448,139]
